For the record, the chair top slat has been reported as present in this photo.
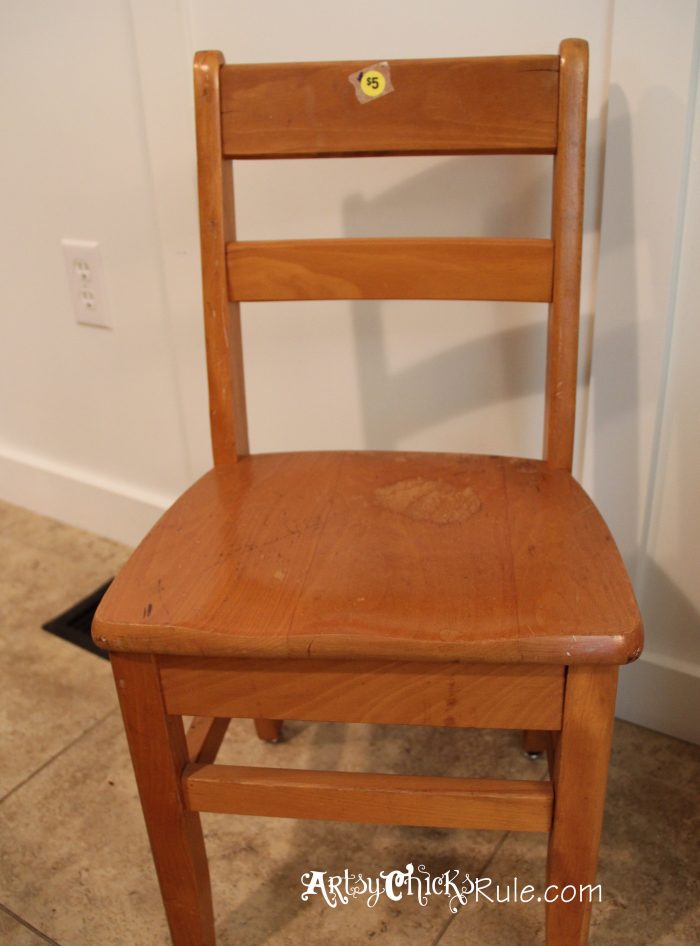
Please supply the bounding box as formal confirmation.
[220,55,560,159]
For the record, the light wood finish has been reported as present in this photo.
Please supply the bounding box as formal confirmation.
[226,238,554,302]
[220,56,559,158]
[161,657,564,730]
[185,716,230,764]
[95,41,643,946]
[95,453,642,665]
[543,38,588,470]
[253,718,283,742]
[111,654,215,946]
[546,666,618,943]
[183,764,553,832]
[195,54,272,746]
[194,51,248,464]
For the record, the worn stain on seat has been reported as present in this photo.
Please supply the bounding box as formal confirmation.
[375,477,481,524]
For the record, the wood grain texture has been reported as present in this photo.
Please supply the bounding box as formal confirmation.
[111,654,215,946]
[98,43,641,946]
[160,658,564,729]
[194,51,248,463]
[183,764,553,831]
[220,56,559,158]
[546,665,618,944]
[543,39,588,470]
[226,238,554,302]
[185,716,230,764]
[94,451,642,664]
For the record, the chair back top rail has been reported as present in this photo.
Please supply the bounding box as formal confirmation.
[219,56,560,159]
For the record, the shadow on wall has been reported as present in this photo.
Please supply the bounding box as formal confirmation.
[632,109,700,720]
[343,153,552,454]
[341,126,618,463]
[617,558,700,743]
[638,559,700,668]
[589,85,640,572]
[589,82,700,738]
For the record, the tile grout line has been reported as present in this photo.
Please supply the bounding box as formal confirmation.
[430,757,549,946]
[429,830,512,946]
[0,706,118,806]
[0,901,62,945]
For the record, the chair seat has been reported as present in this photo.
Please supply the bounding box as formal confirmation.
[93,451,642,664]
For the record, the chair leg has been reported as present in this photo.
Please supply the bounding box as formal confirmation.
[254,718,283,742]
[545,665,617,946]
[111,653,216,946]
[522,729,548,756]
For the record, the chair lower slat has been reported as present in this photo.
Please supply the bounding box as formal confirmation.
[182,763,552,832]
[226,237,554,302]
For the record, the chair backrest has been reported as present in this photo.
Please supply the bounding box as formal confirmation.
[193,40,588,472]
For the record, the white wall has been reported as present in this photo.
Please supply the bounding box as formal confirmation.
[1,0,698,741]
[0,0,613,539]
[583,0,700,743]
[0,0,195,539]
[148,0,613,464]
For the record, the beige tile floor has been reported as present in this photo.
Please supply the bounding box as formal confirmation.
[0,497,698,945]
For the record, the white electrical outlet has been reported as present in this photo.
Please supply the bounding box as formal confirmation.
[61,239,110,328]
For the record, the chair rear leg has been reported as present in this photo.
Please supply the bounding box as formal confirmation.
[254,718,283,742]
[112,652,216,946]
[522,729,548,757]
[545,665,617,946]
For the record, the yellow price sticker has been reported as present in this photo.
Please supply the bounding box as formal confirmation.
[349,61,394,104]
[360,70,386,98]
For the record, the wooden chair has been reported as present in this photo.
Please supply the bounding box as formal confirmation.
[93,39,643,946]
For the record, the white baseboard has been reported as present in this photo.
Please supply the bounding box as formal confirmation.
[616,651,700,745]
[0,444,173,546]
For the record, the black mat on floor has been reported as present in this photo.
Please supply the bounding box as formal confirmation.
[42,580,113,660]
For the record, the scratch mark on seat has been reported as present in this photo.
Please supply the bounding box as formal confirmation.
[156,578,172,622]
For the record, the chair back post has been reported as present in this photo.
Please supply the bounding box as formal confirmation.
[193,50,249,465]
[543,38,588,471]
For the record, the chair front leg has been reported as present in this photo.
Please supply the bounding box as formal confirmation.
[546,664,617,946]
[111,652,216,946]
